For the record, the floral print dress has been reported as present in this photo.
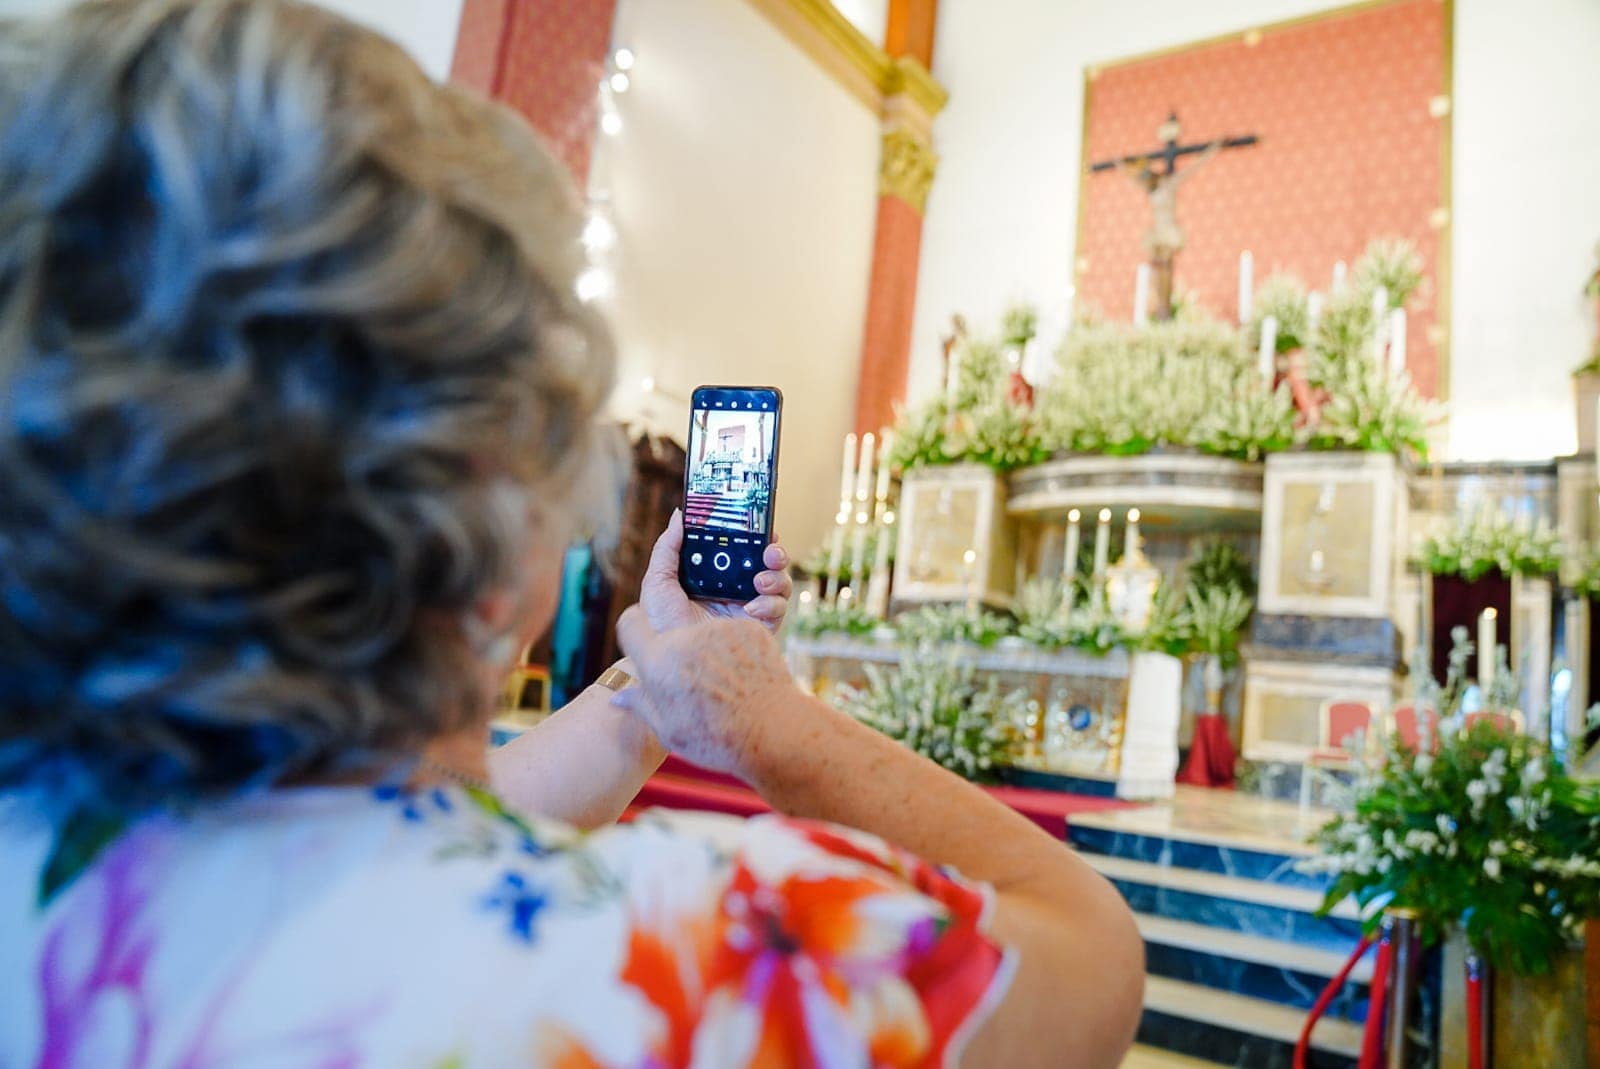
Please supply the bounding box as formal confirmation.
[0,786,1014,1068]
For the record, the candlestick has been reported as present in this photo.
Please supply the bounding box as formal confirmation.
[873,431,894,520]
[962,548,979,612]
[1133,264,1151,326]
[1061,508,1081,588]
[854,431,875,523]
[837,433,857,510]
[1092,507,1111,582]
[1257,314,1278,383]
[848,521,869,603]
[825,511,847,603]
[1388,307,1407,378]
[1479,607,1498,690]
[1237,250,1253,324]
[866,516,894,617]
[1332,260,1348,291]
[1306,293,1324,346]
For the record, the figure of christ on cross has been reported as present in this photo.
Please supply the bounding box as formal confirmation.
[1090,112,1258,322]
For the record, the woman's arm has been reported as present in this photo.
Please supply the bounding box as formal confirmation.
[487,661,666,829]
[489,513,790,828]
[612,610,1145,1069]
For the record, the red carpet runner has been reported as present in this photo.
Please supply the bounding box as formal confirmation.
[631,755,1135,837]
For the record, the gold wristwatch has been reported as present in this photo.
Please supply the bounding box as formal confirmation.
[595,664,635,692]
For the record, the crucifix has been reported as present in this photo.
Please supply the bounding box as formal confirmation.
[1090,112,1258,322]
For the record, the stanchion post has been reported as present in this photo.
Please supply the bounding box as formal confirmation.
[1384,909,1418,1069]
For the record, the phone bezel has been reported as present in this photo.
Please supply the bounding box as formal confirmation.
[679,384,783,603]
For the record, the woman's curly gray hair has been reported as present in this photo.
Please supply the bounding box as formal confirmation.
[0,0,619,816]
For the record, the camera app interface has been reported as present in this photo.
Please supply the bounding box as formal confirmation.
[682,388,778,600]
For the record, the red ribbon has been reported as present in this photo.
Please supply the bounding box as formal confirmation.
[1357,925,1397,1069]
[1294,934,1375,1069]
[1466,953,1486,1069]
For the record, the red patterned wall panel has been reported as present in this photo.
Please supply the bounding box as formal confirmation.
[450,0,618,184]
[1077,0,1449,396]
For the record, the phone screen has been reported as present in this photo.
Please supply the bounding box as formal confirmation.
[680,385,782,602]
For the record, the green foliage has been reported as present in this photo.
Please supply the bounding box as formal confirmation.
[1040,316,1271,458]
[835,657,1027,781]
[1572,548,1600,599]
[1190,381,1299,461]
[1416,504,1564,580]
[887,326,1049,474]
[1306,352,1441,461]
[1184,585,1253,666]
[1303,714,1600,976]
[1248,273,1310,353]
[1352,237,1425,308]
[789,601,879,638]
[1186,538,1257,599]
[892,603,1014,648]
[800,525,893,583]
[1000,302,1039,352]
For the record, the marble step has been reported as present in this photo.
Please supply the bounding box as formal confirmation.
[1137,914,1372,1022]
[1086,855,1365,953]
[1141,976,1362,1068]
[1068,822,1327,891]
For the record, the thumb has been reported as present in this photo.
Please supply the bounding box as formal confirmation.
[643,509,684,584]
[614,604,661,675]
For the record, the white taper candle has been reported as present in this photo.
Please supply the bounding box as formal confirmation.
[1479,607,1498,690]
[1133,264,1151,326]
[1258,314,1278,383]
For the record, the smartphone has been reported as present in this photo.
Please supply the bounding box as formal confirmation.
[680,385,783,602]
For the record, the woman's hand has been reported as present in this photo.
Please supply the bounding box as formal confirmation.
[610,607,802,779]
[638,509,791,633]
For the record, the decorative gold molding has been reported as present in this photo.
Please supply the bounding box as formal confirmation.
[740,0,948,121]
[879,125,938,213]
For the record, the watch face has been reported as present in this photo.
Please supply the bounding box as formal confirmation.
[681,386,780,601]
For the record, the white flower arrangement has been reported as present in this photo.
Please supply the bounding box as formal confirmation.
[833,655,1027,781]
[1415,503,1564,580]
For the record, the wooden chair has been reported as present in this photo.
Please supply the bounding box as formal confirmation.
[1391,704,1440,752]
[1301,699,1377,809]
[1462,708,1526,734]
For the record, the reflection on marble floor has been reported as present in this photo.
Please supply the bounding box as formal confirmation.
[1073,785,1334,856]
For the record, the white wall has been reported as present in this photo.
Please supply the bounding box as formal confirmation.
[594,0,880,554]
[916,0,1600,462]
[0,0,464,81]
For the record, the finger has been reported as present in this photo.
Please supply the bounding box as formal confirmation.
[753,570,792,597]
[743,594,788,624]
[762,542,789,571]
[614,604,662,673]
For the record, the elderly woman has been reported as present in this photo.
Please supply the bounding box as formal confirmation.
[0,1,1142,1065]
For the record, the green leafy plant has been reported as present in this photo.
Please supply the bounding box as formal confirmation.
[1185,585,1254,667]
[1302,633,1600,975]
[1352,237,1425,309]
[1248,273,1310,353]
[1000,302,1039,353]
[892,603,1014,648]
[1186,538,1257,599]
[887,326,1048,473]
[1307,353,1441,461]
[834,657,1027,781]
[1416,504,1564,580]
[1571,547,1600,599]
[789,600,879,638]
[800,525,893,583]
